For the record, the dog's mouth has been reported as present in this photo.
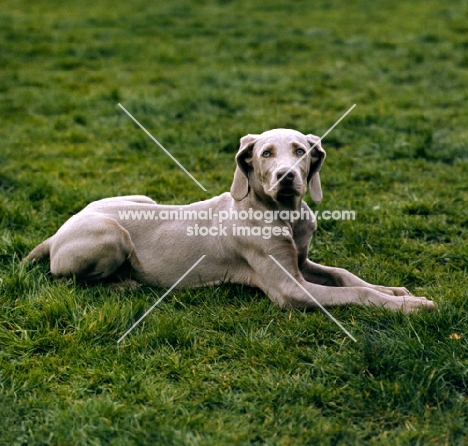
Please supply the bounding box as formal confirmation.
[277,187,298,196]
[275,184,301,200]
[265,169,303,202]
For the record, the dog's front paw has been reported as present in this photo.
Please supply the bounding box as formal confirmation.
[401,296,436,313]
[391,286,413,296]
[375,286,413,297]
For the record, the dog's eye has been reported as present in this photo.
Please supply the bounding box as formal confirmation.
[296,148,306,156]
[262,150,271,158]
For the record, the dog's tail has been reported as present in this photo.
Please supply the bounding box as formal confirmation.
[23,237,52,263]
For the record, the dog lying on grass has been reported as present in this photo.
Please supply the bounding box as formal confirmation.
[25,129,435,312]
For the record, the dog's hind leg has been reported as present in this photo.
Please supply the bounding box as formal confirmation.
[48,215,141,282]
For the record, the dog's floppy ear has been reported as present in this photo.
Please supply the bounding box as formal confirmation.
[230,134,258,201]
[306,134,326,203]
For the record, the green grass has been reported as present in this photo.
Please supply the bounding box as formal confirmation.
[1,0,468,444]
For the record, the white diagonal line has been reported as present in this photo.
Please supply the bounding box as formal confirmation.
[118,103,207,192]
[117,255,206,344]
[268,104,356,192]
[268,255,357,342]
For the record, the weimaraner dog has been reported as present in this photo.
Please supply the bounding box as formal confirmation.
[25,129,435,312]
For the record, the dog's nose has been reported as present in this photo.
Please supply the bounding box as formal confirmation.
[276,170,295,184]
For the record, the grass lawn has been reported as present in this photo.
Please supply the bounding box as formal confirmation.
[1,0,468,444]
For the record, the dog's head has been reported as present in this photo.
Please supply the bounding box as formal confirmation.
[230,129,326,204]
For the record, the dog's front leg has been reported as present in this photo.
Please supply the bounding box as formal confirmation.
[250,252,435,313]
[301,259,414,297]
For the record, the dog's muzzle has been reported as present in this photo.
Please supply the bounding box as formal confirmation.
[276,169,295,184]
[275,169,299,196]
